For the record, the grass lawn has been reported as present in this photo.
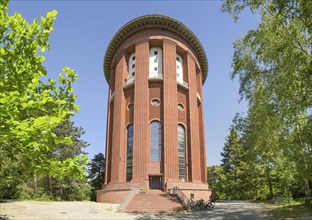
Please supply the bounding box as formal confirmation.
[269,204,312,219]
[254,199,312,219]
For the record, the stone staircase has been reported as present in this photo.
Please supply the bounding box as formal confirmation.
[122,189,186,213]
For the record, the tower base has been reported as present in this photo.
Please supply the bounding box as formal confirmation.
[96,180,211,203]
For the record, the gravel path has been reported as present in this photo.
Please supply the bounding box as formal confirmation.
[0,200,274,219]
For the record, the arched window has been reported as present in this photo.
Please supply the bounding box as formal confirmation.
[176,54,183,83]
[149,47,162,78]
[150,121,162,161]
[178,124,186,180]
[126,125,134,181]
[128,53,136,81]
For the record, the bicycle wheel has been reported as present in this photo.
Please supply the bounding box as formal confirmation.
[206,201,215,210]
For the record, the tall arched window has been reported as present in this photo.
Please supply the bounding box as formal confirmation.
[150,121,162,161]
[128,53,136,81]
[149,47,162,78]
[178,124,186,180]
[176,54,183,83]
[126,125,134,181]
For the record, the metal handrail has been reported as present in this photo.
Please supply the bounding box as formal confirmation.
[118,188,139,211]
[172,186,190,211]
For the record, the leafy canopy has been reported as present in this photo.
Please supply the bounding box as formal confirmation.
[222,0,312,204]
[0,0,87,180]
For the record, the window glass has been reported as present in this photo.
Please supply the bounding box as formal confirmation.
[126,125,134,181]
[178,103,184,111]
[150,121,162,161]
[128,103,134,111]
[151,99,160,106]
[178,124,186,180]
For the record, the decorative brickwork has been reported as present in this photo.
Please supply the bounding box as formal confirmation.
[124,88,134,125]
[97,15,211,204]
[149,82,162,121]
[178,89,187,125]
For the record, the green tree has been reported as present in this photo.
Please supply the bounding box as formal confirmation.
[43,121,91,201]
[220,127,256,199]
[207,165,226,200]
[222,0,312,204]
[0,0,88,198]
[88,153,105,201]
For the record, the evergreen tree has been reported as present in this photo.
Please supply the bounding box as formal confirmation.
[207,165,226,200]
[88,153,105,201]
[44,120,91,201]
[220,128,252,199]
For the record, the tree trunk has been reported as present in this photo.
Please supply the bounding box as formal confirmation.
[49,176,53,196]
[34,174,38,193]
[304,178,311,205]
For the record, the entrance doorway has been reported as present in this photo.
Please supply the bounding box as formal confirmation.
[149,176,162,190]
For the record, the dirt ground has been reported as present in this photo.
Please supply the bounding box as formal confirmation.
[0,200,300,220]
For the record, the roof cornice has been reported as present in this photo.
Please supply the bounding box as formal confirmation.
[103,14,208,84]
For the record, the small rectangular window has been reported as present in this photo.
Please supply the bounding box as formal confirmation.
[176,57,179,61]
[132,72,135,76]
[132,56,135,60]
[132,64,135,68]
[154,59,157,63]
[154,51,158,55]
[177,65,179,69]
[154,67,157,71]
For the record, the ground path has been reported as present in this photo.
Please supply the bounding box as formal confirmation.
[0,200,277,219]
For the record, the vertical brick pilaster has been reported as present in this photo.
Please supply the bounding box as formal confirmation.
[110,55,127,183]
[163,39,179,181]
[104,88,111,185]
[133,41,149,181]
[197,71,207,183]
[186,52,201,182]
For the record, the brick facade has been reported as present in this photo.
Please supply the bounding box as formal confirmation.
[97,15,211,203]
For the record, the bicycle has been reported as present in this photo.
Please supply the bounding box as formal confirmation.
[189,198,215,211]
[272,195,284,204]
[205,200,215,210]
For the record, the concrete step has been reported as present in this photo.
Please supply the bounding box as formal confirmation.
[123,191,186,213]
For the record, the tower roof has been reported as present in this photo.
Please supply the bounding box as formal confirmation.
[103,14,208,84]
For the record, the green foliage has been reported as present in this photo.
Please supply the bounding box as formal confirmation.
[207,165,226,200]
[221,0,312,204]
[0,0,89,200]
[1,121,92,201]
[87,153,105,201]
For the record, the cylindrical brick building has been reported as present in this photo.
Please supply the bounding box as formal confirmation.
[97,15,211,203]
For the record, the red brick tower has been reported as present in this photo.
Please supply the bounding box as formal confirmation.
[97,15,210,203]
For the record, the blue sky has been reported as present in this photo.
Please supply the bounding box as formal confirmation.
[8,0,259,166]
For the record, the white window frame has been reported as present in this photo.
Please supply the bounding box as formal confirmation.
[176,54,183,83]
[149,47,162,78]
[128,53,136,81]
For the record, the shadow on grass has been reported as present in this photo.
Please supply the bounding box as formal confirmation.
[268,204,312,219]
[0,200,15,203]
[0,214,9,220]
